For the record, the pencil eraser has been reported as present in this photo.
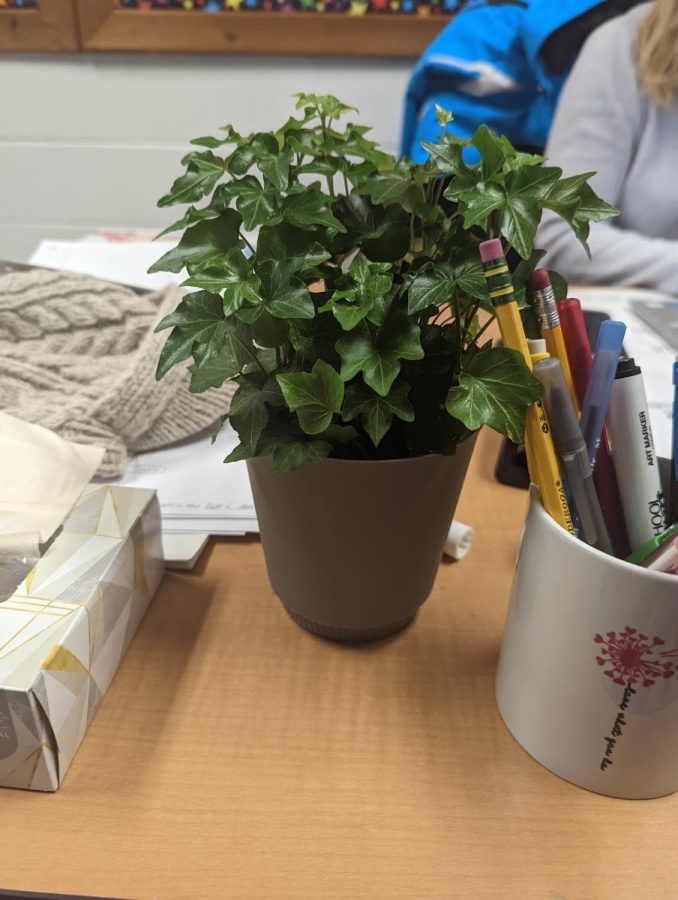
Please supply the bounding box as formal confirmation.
[528,268,551,291]
[443,519,474,561]
[479,239,504,263]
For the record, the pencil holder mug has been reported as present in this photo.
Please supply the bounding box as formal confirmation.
[496,487,678,799]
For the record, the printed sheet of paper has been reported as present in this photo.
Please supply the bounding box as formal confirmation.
[576,287,674,460]
[107,425,257,528]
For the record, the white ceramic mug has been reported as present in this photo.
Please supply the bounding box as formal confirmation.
[496,487,678,799]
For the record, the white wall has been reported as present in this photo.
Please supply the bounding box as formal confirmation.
[0,53,411,261]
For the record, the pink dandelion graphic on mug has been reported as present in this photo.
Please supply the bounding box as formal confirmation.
[594,627,678,687]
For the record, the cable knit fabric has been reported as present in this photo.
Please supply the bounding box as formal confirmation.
[0,268,235,477]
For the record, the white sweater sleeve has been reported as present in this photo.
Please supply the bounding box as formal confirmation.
[536,15,678,294]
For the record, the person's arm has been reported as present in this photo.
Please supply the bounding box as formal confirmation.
[537,15,678,294]
[401,3,533,162]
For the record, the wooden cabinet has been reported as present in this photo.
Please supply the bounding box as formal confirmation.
[0,0,78,51]
[1,0,448,56]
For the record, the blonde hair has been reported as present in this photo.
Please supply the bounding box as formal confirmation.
[637,0,678,108]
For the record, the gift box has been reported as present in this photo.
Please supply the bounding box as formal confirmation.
[0,485,164,791]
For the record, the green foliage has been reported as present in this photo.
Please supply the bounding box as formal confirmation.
[153,95,617,472]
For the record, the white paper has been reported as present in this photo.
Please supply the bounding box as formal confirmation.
[162,532,210,570]
[106,425,256,525]
[29,239,184,291]
[576,287,674,460]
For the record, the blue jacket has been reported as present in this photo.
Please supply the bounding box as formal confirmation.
[401,0,635,161]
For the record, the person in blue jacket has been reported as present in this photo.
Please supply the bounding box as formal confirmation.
[401,0,644,162]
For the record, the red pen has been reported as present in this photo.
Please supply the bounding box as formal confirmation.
[558,298,631,558]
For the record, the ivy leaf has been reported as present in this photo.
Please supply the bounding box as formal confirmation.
[227,176,277,230]
[258,259,315,320]
[572,183,618,225]
[155,291,226,379]
[420,138,467,175]
[326,252,393,329]
[227,375,273,453]
[283,188,346,232]
[295,94,357,119]
[259,432,332,475]
[251,310,289,348]
[158,151,225,207]
[156,205,220,239]
[336,315,424,396]
[445,347,543,442]
[256,223,331,274]
[190,133,239,149]
[509,165,562,201]
[188,321,254,393]
[471,124,505,180]
[155,289,224,333]
[277,359,345,435]
[500,169,562,258]
[343,379,414,446]
[366,169,412,205]
[332,194,410,262]
[545,179,618,255]
[407,269,452,315]
[148,209,242,274]
[181,249,262,314]
[258,147,293,193]
[499,193,540,260]
[227,144,257,177]
[288,313,344,363]
[452,259,487,301]
[458,181,505,229]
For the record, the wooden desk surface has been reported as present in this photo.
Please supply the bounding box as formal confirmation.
[3,429,677,899]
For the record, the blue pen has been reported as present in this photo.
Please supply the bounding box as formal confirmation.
[671,358,678,525]
[579,320,626,468]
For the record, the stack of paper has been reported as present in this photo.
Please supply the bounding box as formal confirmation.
[112,424,257,538]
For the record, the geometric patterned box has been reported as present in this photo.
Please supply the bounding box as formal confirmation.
[0,486,164,791]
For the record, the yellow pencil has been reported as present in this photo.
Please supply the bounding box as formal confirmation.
[479,240,575,535]
[529,269,579,414]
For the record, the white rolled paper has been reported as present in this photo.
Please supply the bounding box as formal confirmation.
[443,519,474,560]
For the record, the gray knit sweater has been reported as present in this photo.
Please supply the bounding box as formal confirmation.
[537,3,678,293]
[0,268,235,477]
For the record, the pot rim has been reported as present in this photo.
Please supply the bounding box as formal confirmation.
[247,430,478,469]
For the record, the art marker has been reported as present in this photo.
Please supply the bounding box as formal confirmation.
[607,358,666,549]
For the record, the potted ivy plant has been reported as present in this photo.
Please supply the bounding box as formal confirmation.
[150,94,615,641]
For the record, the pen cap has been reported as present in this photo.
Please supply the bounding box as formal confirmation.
[527,338,547,355]
[534,358,583,455]
[582,320,626,408]
[443,520,474,560]
[615,357,641,379]
[596,319,627,355]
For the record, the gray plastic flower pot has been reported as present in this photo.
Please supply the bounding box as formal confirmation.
[246,432,477,642]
